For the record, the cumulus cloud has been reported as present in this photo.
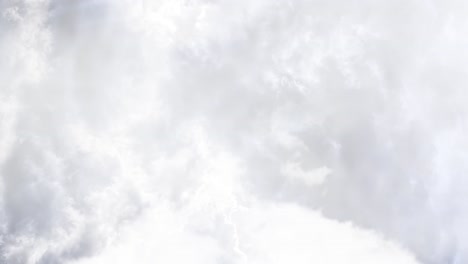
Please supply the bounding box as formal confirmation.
[1,0,467,263]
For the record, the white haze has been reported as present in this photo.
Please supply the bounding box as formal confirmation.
[1,0,468,263]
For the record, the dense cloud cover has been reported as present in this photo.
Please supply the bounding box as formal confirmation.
[1,0,468,263]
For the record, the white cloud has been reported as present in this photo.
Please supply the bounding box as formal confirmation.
[1,0,468,263]
[281,161,330,186]
[68,202,419,264]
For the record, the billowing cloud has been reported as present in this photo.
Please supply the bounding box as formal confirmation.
[1,0,468,263]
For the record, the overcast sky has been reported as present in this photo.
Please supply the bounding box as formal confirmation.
[1,0,468,263]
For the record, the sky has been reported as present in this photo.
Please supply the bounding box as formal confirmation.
[1,0,468,263]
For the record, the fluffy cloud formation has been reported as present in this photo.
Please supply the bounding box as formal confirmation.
[1,0,468,263]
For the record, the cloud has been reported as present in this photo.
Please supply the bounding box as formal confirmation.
[1,0,468,263]
[68,202,419,264]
